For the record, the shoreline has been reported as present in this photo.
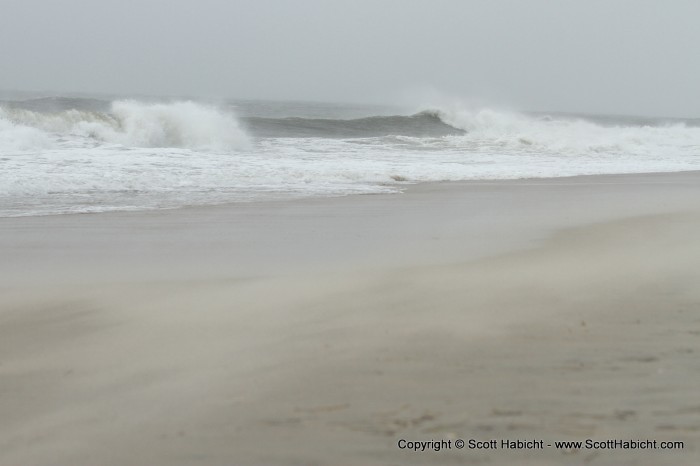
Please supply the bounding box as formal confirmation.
[4,170,700,286]
[2,171,700,465]
[3,169,700,221]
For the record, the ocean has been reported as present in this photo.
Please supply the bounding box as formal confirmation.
[1,95,699,217]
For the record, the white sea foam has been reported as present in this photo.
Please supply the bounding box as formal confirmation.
[0,101,249,151]
[0,108,53,151]
[430,106,700,159]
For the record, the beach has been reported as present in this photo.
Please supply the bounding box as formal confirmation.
[2,171,700,465]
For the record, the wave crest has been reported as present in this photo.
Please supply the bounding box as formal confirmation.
[0,108,53,151]
[426,106,700,156]
[244,111,464,138]
[0,101,249,151]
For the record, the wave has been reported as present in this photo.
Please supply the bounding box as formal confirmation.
[423,106,700,158]
[2,96,699,160]
[0,108,53,151]
[0,100,249,151]
[3,98,700,217]
[243,107,700,154]
[242,111,465,138]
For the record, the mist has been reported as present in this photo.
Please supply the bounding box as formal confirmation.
[1,0,699,117]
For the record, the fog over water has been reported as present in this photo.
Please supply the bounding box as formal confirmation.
[1,0,699,117]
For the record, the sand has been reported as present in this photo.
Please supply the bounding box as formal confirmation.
[2,172,700,465]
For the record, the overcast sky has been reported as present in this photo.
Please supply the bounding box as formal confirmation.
[2,0,699,116]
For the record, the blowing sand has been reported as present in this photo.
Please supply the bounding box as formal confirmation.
[2,172,700,465]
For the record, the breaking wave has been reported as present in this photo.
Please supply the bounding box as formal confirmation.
[0,108,53,151]
[0,100,249,150]
[424,106,700,158]
[3,96,699,158]
[242,106,700,160]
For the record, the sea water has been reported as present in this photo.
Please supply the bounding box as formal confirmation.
[1,95,699,217]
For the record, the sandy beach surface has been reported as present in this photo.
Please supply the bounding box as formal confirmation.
[2,171,700,465]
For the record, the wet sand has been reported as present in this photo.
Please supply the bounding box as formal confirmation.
[2,172,700,465]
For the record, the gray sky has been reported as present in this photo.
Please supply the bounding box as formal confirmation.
[2,0,699,116]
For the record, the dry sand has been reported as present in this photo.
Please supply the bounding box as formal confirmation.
[2,172,700,465]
